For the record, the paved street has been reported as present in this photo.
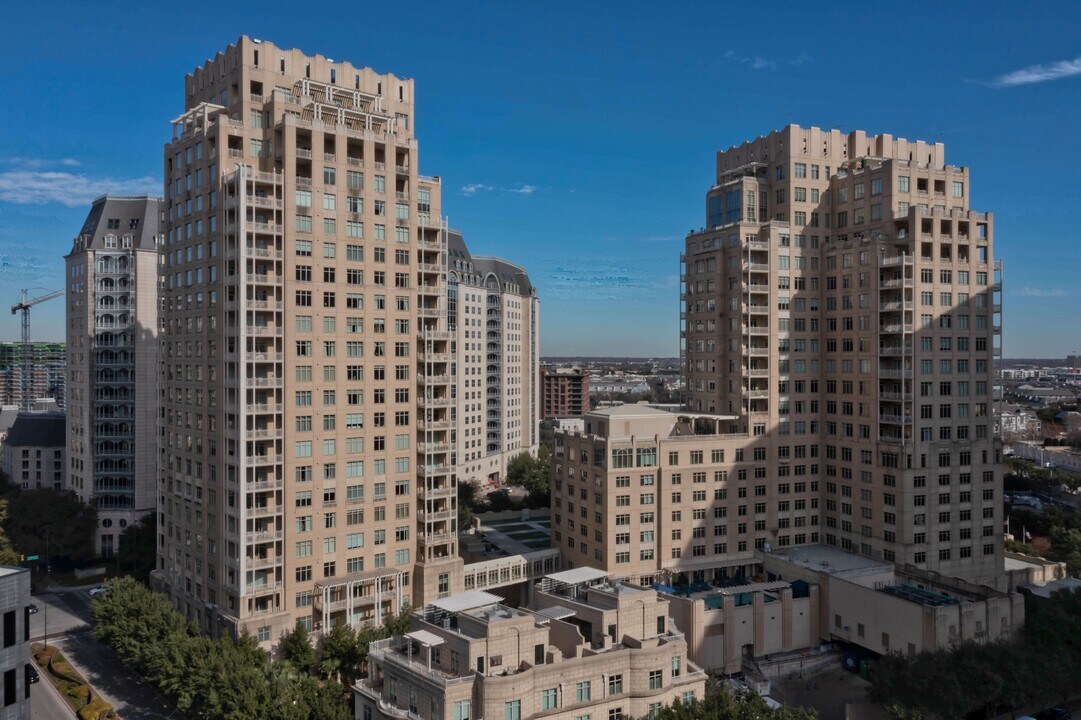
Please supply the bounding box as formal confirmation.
[29,589,92,642]
[30,672,73,720]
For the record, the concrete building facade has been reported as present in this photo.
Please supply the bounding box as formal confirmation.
[66,195,163,556]
[0,343,65,411]
[541,367,590,419]
[153,37,468,646]
[678,125,1004,585]
[355,569,705,720]
[447,233,539,486]
[0,566,31,720]
[0,413,65,492]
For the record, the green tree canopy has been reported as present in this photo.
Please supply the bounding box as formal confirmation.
[506,446,552,507]
[3,487,97,565]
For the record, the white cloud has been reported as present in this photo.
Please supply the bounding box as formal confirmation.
[989,56,1081,87]
[508,184,535,195]
[1015,287,1071,298]
[460,183,493,196]
[723,50,790,71]
[0,170,160,207]
[3,157,82,169]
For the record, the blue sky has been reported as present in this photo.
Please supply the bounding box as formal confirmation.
[1,1,1079,357]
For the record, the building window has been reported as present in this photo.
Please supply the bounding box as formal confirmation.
[504,700,521,720]
[648,670,663,689]
[576,681,591,702]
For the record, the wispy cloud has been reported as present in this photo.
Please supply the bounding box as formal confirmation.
[1015,287,1071,298]
[508,184,535,195]
[0,170,159,207]
[988,56,1081,87]
[3,157,81,169]
[723,50,812,72]
[460,183,493,196]
[723,50,776,71]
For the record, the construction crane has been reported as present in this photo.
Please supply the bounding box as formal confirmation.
[11,288,64,411]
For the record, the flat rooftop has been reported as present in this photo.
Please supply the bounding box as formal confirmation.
[767,545,892,578]
[0,566,28,579]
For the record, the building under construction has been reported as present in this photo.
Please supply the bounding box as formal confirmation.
[0,342,66,410]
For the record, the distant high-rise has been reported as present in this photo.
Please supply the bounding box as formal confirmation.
[154,37,471,645]
[65,194,162,556]
[447,232,539,485]
[540,366,590,418]
[0,342,66,410]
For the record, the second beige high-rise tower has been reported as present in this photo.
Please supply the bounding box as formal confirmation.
[154,37,463,644]
[680,126,1004,585]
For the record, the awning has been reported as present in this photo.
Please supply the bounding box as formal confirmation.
[536,605,576,622]
[406,629,445,647]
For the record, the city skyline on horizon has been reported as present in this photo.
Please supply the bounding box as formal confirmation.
[2,2,1081,357]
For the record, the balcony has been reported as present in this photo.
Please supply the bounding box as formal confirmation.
[419,508,455,523]
[746,305,769,315]
[247,556,280,570]
[423,532,456,545]
[247,428,282,440]
[878,367,908,379]
[245,530,283,544]
[879,392,913,402]
[743,388,769,399]
[420,464,452,476]
[250,453,284,466]
[878,415,913,425]
[878,345,911,356]
[742,262,769,273]
[879,324,913,334]
[245,581,283,596]
[420,485,455,500]
[296,148,313,159]
[246,376,283,388]
[743,326,770,336]
[880,278,914,290]
[249,402,283,414]
[743,346,769,356]
[878,301,913,312]
[421,396,454,408]
[247,505,281,518]
[249,478,284,492]
[745,367,770,377]
[418,419,452,431]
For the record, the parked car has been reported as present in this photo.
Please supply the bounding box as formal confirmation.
[88,586,107,597]
[27,604,37,614]
[1036,709,1071,720]
[27,665,39,684]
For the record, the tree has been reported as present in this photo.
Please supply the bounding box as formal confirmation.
[653,684,817,719]
[506,447,552,507]
[279,622,316,674]
[0,500,24,565]
[118,512,157,583]
[3,488,97,566]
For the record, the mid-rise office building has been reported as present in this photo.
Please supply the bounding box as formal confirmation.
[65,195,163,556]
[555,126,1004,592]
[355,569,704,720]
[154,37,467,644]
[541,366,589,418]
[447,232,539,485]
[0,565,32,720]
[0,343,65,411]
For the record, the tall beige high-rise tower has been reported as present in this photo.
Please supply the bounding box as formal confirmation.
[446,231,539,486]
[154,37,464,644]
[681,125,1003,584]
[65,195,162,556]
